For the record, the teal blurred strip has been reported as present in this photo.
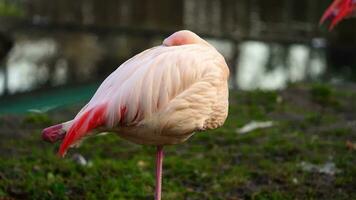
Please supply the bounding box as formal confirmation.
[0,83,100,114]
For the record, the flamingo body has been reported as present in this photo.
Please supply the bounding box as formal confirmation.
[43,30,229,157]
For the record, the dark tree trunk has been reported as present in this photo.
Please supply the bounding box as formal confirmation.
[0,31,13,95]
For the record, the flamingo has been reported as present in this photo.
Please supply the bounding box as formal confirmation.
[42,30,229,200]
[320,0,356,30]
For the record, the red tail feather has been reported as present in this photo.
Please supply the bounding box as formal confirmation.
[330,0,353,30]
[58,104,107,157]
[320,0,354,30]
[320,0,342,25]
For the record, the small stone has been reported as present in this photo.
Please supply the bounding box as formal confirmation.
[72,153,88,166]
[137,160,147,168]
[292,177,298,184]
[300,161,341,176]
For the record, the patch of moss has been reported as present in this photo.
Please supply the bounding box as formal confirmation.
[310,84,340,108]
[252,190,292,200]
[0,1,24,17]
[23,113,52,126]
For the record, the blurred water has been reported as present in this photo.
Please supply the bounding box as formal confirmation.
[0,38,60,94]
[237,41,326,90]
[0,34,103,96]
[0,38,327,96]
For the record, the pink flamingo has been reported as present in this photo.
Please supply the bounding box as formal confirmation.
[320,0,356,30]
[42,30,229,200]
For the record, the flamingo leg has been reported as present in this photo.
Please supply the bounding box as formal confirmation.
[155,146,164,200]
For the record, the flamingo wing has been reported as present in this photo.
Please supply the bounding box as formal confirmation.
[58,44,229,156]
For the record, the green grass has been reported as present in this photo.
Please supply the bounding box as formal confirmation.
[0,84,355,199]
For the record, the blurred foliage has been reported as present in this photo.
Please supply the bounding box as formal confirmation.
[0,0,24,17]
[0,83,355,199]
[310,83,340,108]
[24,113,52,126]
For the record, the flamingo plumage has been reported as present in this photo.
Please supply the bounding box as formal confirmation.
[320,0,356,30]
[42,30,229,200]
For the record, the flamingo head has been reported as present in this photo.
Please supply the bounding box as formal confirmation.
[320,0,356,30]
[162,30,210,47]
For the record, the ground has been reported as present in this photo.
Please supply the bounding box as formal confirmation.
[0,83,355,200]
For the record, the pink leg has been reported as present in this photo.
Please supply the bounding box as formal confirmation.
[155,146,164,200]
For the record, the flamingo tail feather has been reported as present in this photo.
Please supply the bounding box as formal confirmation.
[58,104,107,157]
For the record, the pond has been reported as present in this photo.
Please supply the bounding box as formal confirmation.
[0,35,331,113]
[1,36,328,94]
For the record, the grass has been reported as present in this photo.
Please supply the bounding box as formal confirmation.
[0,83,355,199]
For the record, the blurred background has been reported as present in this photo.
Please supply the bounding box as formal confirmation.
[0,0,355,112]
[0,0,355,199]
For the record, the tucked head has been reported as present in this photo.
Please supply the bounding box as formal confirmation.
[163,30,210,47]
